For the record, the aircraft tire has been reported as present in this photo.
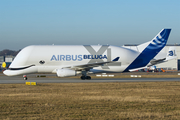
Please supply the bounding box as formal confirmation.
[86,76,91,80]
[81,76,86,80]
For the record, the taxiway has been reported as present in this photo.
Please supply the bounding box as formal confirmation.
[0,73,180,84]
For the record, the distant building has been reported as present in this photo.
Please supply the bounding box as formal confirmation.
[5,55,14,62]
[0,55,15,71]
[0,56,4,62]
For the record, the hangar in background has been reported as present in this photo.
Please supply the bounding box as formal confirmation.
[0,55,14,71]
[123,44,180,71]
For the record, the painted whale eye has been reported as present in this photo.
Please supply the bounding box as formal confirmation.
[39,60,45,64]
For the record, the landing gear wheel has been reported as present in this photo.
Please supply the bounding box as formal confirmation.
[81,71,91,80]
[86,76,91,80]
[80,76,91,80]
[23,75,28,80]
[81,76,86,80]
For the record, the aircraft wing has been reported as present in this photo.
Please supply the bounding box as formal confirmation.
[63,57,120,71]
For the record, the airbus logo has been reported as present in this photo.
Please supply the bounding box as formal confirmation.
[50,45,121,69]
[50,54,107,61]
[168,50,176,56]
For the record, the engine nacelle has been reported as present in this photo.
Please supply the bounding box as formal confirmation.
[56,69,76,77]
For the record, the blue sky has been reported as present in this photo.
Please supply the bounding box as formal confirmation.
[0,0,180,50]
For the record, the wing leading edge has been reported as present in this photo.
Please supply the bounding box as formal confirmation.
[64,57,120,71]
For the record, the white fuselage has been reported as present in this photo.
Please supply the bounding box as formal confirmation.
[4,45,140,76]
[3,29,172,77]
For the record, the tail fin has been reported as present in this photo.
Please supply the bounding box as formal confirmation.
[137,29,171,52]
[124,29,171,71]
[166,47,177,61]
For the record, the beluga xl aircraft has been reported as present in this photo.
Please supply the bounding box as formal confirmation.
[3,29,171,80]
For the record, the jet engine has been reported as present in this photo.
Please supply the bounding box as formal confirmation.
[56,69,76,77]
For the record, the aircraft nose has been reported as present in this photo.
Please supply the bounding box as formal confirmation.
[3,70,8,76]
[3,70,12,76]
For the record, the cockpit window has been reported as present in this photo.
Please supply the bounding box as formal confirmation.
[39,60,45,64]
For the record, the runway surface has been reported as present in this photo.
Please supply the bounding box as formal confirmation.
[1,73,180,84]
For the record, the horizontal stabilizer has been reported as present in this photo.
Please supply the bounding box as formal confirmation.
[148,47,177,66]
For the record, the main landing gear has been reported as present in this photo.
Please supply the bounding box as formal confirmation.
[23,75,28,80]
[80,76,91,80]
[81,71,91,80]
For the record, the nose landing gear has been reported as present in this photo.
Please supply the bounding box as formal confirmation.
[23,75,28,80]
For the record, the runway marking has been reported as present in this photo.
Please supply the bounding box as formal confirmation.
[26,82,37,85]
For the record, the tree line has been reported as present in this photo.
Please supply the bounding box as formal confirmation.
[0,49,21,56]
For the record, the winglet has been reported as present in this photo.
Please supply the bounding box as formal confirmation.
[112,57,119,61]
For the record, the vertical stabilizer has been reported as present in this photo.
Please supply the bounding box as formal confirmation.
[124,29,171,71]
[137,29,171,52]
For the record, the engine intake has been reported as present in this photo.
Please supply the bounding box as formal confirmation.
[56,69,76,77]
